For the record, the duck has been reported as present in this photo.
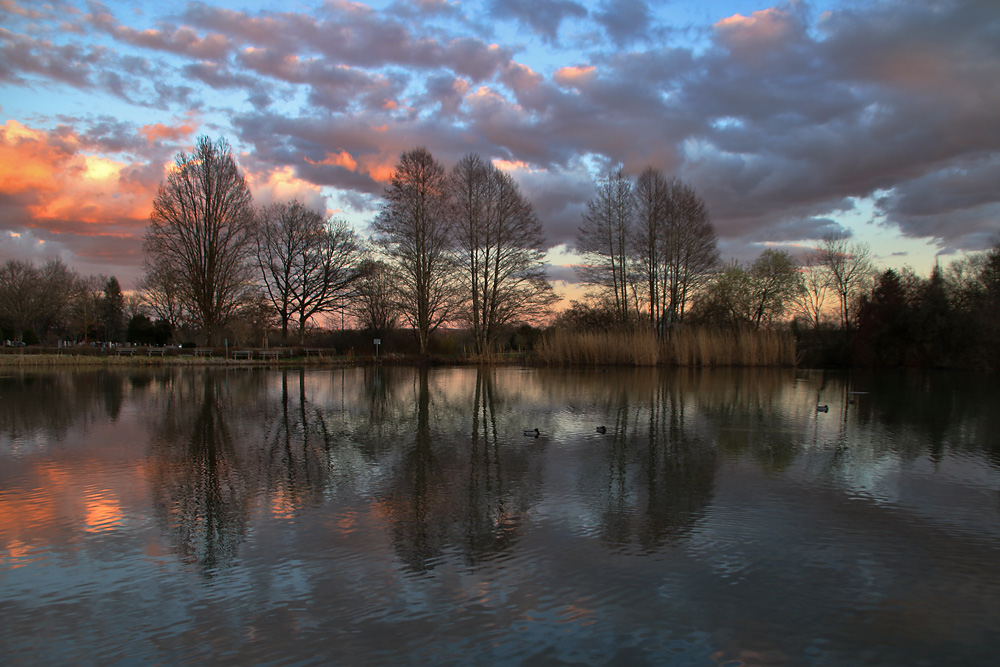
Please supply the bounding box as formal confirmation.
[523,428,540,437]
[817,404,829,413]
[596,426,607,434]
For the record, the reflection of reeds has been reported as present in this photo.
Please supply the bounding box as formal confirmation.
[535,327,796,366]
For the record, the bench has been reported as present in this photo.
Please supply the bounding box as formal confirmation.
[304,348,329,357]
[115,348,135,356]
[192,348,214,357]
[259,350,283,360]
[147,348,166,356]
[232,350,253,360]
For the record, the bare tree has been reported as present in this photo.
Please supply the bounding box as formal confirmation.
[138,256,186,331]
[691,251,799,329]
[576,167,636,326]
[791,251,830,330]
[35,259,78,342]
[744,249,802,328]
[291,218,363,344]
[124,292,146,321]
[451,154,558,354]
[665,179,719,325]
[373,147,456,355]
[256,201,364,344]
[144,136,256,345]
[817,234,876,331]
[632,167,670,334]
[255,201,309,343]
[351,258,400,336]
[0,260,40,343]
[68,274,104,343]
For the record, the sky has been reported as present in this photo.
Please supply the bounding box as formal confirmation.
[1,0,999,295]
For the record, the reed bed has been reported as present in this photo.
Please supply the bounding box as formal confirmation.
[535,327,796,367]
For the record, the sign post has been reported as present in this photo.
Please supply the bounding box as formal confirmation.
[374,338,381,361]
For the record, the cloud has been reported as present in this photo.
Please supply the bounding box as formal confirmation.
[489,0,588,43]
[87,3,232,61]
[182,1,513,81]
[0,119,180,285]
[139,120,197,145]
[594,0,651,47]
[244,164,329,212]
[2,0,1000,290]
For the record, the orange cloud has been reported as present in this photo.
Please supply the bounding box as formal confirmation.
[714,8,796,50]
[360,156,397,184]
[492,158,543,174]
[0,120,69,194]
[245,164,327,208]
[555,65,596,88]
[139,121,197,144]
[0,119,155,230]
[305,150,359,171]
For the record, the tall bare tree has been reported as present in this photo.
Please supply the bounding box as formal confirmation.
[373,147,456,355]
[817,234,876,331]
[664,179,719,325]
[630,170,719,333]
[576,167,635,326]
[144,136,256,345]
[632,167,668,333]
[451,154,558,354]
[256,201,363,344]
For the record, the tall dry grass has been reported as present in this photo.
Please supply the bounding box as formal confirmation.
[535,327,796,367]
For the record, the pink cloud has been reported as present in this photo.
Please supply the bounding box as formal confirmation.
[0,120,156,232]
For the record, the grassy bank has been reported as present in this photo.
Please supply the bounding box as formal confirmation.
[1,328,796,368]
[0,350,361,367]
[535,327,796,367]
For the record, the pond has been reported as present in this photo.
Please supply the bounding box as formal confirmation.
[1,366,999,665]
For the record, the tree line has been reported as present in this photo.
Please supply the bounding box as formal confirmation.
[0,260,139,346]
[3,134,998,368]
[137,137,558,354]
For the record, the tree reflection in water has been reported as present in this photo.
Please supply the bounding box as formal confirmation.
[378,367,543,573]
[576,370,720,552]
[148,371,256,575]
[130,366,1000,576]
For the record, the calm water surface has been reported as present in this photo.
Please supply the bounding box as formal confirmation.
[1,366,999,666]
